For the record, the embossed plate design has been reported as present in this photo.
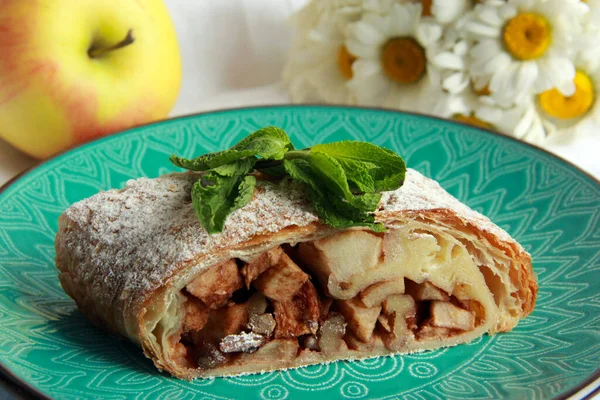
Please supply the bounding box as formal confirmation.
[0,106,598,400]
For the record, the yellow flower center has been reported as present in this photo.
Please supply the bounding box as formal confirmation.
[503,12,551,60]
[421,0,432,16]
[453,114,494,130]
[381,37,426,84]
[337,45,356,80]
[539,71,595,119]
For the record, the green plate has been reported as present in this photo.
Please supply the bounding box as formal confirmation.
[1,106,598,400]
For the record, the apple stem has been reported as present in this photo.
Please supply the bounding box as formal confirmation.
[88,30,135,59]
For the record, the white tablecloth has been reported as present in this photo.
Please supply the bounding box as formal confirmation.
[0,0,598,186]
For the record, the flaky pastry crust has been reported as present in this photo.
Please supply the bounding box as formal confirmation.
[55,169,537,379]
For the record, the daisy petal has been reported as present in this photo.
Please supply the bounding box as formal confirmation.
[433,52,465,70]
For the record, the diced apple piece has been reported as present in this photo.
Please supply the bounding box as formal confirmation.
[381,294,417,351]
[247,292,268,317]
[240,247,284,288]
[359,279,405,307]
[344,333,383,352]
[336,298,381,343]
[221,303,249,336]
[430,301,475,331]
[254,253,309,302]
[297,230,383,298]
[417,325,451,340]
[318,314,346,355]
[382,294,416,318]
[378,314,392,332]
[249,313,276,336]
[169,334,195,369]
[273,281,320,338]
[381,312,411,351]
[183,297,210,331]
[238,339,299,366]
[186,260,243,309]
[405,280,449,301]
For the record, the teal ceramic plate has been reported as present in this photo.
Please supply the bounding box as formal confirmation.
[1,106,598,400]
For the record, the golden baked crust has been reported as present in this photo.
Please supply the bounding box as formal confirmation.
[55,169,537,379]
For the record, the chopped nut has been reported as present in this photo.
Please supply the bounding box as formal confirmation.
[307,320,319,335]
[274,281,320,338]
[183,296,210,331]
[254,253,309,302]
[318,313,346,355]
[219,332,266,353]
[405,280,449,301]
[249,313,276,336]
[301,335,319,350]
[430,301,475,331]
[240,247,284,288]
[336,298,381,343]
[186,260,243,309]
[359,279,405,307]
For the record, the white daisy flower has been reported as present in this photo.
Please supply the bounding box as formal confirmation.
[345,2,448,113]
[447,85,547,145]
[431,34,472,95]
[466,0,588,107]
[538,58,600,144]
[290,0,364,31]
[426,0,473,25]
[574,0,600,71]
[284,4,362,104]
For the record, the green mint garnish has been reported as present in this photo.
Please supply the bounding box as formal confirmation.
[170,126,406,234]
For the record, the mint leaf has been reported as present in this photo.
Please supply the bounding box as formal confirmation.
[171,127,407,234]
[191,159,256,233]
[231,126,294,159]
[284,159,384,231]
[212,157,256,176]
[170,150,254,172]
[305,152,352,200]
[311,141,406,192]
[170,126,293,171]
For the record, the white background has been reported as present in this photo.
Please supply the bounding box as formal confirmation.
[0,0,598,186]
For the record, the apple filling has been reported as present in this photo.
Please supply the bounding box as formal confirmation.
[167,228,497,373]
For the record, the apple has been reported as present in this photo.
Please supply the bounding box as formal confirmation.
[0,0,182,159]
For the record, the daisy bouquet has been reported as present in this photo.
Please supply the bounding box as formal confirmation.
[283,0,599,145]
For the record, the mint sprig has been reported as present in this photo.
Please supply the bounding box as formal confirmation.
[170,127,406,234]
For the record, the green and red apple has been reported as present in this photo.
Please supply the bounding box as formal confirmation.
[0,0,182,159]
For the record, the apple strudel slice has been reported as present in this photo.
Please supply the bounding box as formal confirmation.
[55,168,537,379]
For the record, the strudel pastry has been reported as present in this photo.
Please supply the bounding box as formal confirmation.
[55,169,537,379]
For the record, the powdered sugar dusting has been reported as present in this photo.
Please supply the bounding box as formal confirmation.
[58,173,318,300]
[379,169,513,243]
[57,169,517,303]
